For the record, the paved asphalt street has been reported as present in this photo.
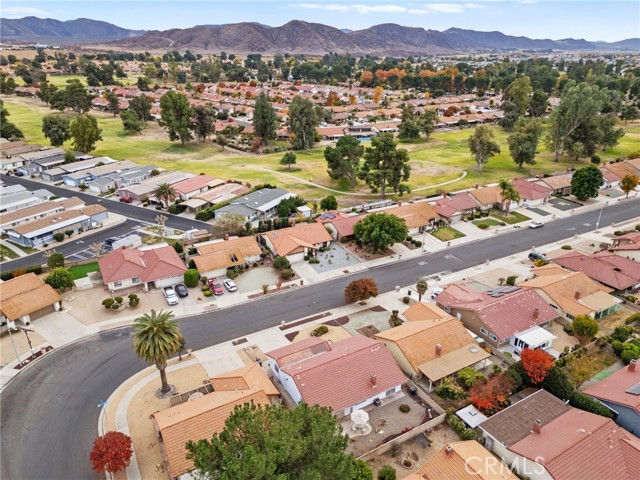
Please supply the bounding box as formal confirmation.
[1,199,638,479]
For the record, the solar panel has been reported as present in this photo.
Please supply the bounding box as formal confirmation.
[625,382,640,395]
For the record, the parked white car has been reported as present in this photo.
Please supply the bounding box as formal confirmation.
[163,286,179,306]
[223,279,238,292]
[430,287,444,299]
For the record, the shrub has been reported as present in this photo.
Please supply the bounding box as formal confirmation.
[65,230,74,238]
[457,367,487,389]
[435,376,467,400]
[303,255,309,261]
[172,242,184,254]
[44,267,74,290]
[128,297,140,307]
[11,268,27,277]
[447,413,477,441]
[399,404,411,413]
[0,272,14,281]
[542,366,575,400]
[26,265,43,274]
[102,298,115,309]
[621,348,640,365]
[308,257,320,264]
[200,276,208,285]
[402,296,410,304]
[612,340,625,356]
[311,325,329,337]
[273,256,291,270]
[505,275,518,286]
[378,465,397,480]
[626,295,638,303]
[626,313,640,325]
[188,259,196,269]
[280,268,294,280]
[563,324,574,335]
[183,269,200,288]
[53,232,65,242]
[533,258,549,267]
[111,303,120,310]
[477,223,490,230]
[203,289,213,297]
[47,252,65,268]
[413,240,422,247]
[636,224,640,232]
[201,285,210,292]
[569,391,614,418]
[561,245,572,250]
[611,325,634,343]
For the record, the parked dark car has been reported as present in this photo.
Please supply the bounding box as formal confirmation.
[174,283,189,297]
[103,238,117,250]
[528,251,546,261]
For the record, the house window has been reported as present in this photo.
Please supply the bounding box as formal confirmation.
[550,304,558,309]
[480,327,488,335]
[385,388,396,396]
[567,314,575,320]
[113,281,123,287]
[131,277,140,285]
[443,306,451,313]
[273,364,279,373]
[488,333,498,342]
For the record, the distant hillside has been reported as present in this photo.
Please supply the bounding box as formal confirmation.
[1,16,143,40]
[3,17,635,54]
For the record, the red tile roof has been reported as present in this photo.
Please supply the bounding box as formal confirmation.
[171,175,221,195]
[553,251,640,290]
[509,408,640,480]
[437,283,558,341]
[511,178,552,201]
[269,336,407,413]
[98,245,186,284]
[266,336,332,367]
[582,363,640,414]
[326,214,367,238]
[436,194,480,213]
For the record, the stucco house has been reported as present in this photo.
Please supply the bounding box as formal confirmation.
[193,236,263,278]
[553,250,640,292]
[0,273,62,326]
[609,232,640,262]
[259,222,332,261]
[265,336,407,417]
[98,245,186,292]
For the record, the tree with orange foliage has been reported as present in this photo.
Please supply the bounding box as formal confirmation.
[325,91,340,107]
[372,86,384,104]
[521,348,554,384]
[470,372,515,415]
[90,431,133,473]
[360,71,373,86]
[344,278,378,304]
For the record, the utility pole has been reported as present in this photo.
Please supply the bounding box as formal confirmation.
[6,321,23,367]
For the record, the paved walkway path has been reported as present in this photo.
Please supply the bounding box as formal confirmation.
[260,168,467,195]
[0,240,28,258]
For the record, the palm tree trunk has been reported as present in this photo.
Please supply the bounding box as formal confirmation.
[157,362,171,393]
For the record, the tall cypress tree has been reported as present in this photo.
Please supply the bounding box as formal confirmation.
[253,92,277,146]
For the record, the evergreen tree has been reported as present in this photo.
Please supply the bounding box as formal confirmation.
[289,96,317,150]
[159,91,192,144]
[359,133,411,197]
[42,115,71,147]
[253,92,277,146]
[69,114,102,153]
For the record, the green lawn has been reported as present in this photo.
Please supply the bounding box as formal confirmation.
[472,218,501,228]
[68,262,100,280]
[490,209,531,224]
[6,241,38,254]
[30,74,142,88]
[0,245,19,260]
[431,226,466,242]
[3,95,640,206]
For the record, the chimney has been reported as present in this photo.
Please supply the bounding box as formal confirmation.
[533,308,539,319]
[629,359,637,372]
[435,344,442,357]
[370,373,377,386]
[532,419,542,434]
[574,290,581,300]
[445,445,454,456]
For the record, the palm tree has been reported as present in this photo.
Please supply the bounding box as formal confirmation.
[132,309,183,394]
[153,183,177,209]
[498,179,521,215]
[416,279,428,301]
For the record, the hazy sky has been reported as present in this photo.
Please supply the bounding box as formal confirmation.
[2,0,639,42]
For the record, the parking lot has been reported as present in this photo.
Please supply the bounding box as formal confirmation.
[65,225,151,262]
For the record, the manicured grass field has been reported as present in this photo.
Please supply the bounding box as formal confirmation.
[68,262,100,280]
[3,95,640,206]
[490,209,531,224]
[472,218,501,227]
[431,226,466,242]
[29,74,142,88]
[0,245,19,260]
[6,241,38,254]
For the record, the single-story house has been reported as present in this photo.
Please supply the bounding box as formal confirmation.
[553,251,640,292]
[375,316,490,389]
[609,232,640,262]
[324,213,366,241]
[0,188,52,214]
[179,182,250,212]
[511,178,552,206]
[98,245,186,292]
[434,194,480,223]
[0,197,84,233]
[0,273,62,326]
[600,166,622,189]
[0,156,26,173]
[19,148,66,172]
[114,165,159,188]
[5,204,108,247]
[519,265,621,320]
[401,301,455,322]
[259,222,333,261]
[376,202,440,234]
[435,282,558,352]
[40,157,116,183]
[602,161,640,184]
[171,174,224,201]
[116,171,192,202]
[468,185,508,211]
[583,360,640,435]
[265,336,407,417]
[315,210,350,225]
[152,389,271,479]
[535,173,572,196]
[501,405,640,480]
[62,160,137,187]
[215,187,296,222]
[404,441,518,480]
[193,236,263,278]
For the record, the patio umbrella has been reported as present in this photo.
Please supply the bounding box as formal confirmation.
[350,409,369,428]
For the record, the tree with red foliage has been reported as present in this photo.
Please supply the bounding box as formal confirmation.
[470,372,515,415]
[90,431,133,473]
[344,278,378,304]
[521,348,554,384]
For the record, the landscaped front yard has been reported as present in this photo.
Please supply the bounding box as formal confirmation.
[472,218,501,229]
[68,262,100,280]
[0,245,18,260]
[431,226,466,242]
[490,209,530,224]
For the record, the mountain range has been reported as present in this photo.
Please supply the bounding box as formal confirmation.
[2,17,638,55]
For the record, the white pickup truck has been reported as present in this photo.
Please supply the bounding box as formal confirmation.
[163,286,179,306]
